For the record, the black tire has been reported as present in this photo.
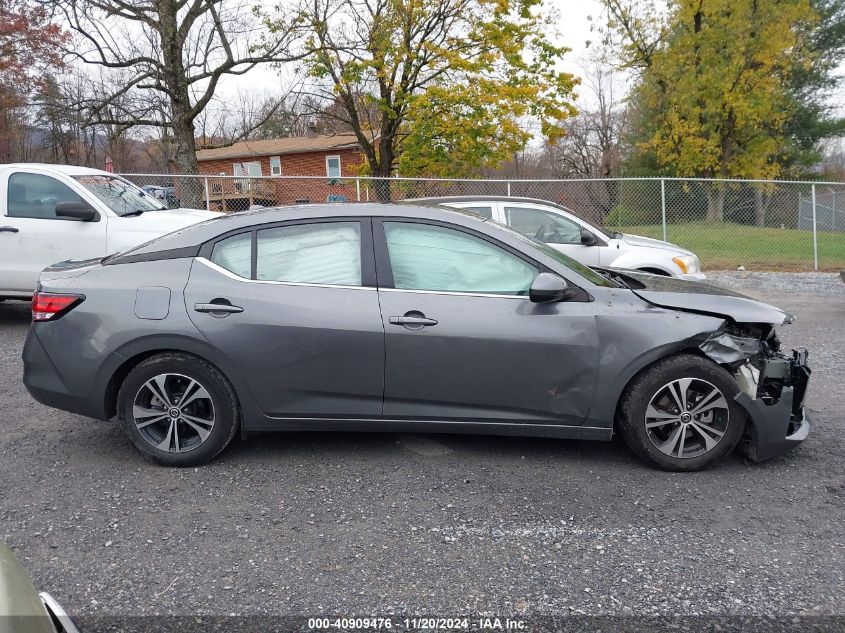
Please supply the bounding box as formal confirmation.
[618,354,746,471]
[117,352,239,466]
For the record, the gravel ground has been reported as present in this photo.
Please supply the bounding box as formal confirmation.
[706,271,845,296]
[0,273,843,632]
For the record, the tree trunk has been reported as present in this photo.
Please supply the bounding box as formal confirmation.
[706,187,725,221]
[369,135,395,202]
[754,188,766,227]
[157,1,202,207]
[170,117,203,208]
[172,116,199,175]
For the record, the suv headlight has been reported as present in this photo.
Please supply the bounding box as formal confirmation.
[672,254,700,274]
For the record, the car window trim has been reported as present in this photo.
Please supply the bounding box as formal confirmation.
[199,216,377,288]
[371,216,591,301]
[195,257,377,291]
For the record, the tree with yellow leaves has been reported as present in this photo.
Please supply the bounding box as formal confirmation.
[606,0,816,219]
[266,0,578,196]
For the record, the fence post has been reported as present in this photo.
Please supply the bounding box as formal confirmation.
[811,183,819,271]
[660,178,667,242]
[507,180,512,197]
[356,177,361,202]
[203,176,210,211]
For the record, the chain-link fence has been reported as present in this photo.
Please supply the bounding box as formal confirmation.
[121,174,845,272]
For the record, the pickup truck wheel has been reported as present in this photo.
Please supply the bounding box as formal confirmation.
[117,352,239,466]
[619,354,746,471]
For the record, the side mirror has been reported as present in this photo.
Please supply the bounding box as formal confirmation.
[55,201,97,221]
[580,226,599,246]
[529,272,575,303]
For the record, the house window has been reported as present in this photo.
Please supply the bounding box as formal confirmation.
[270,156,281,176]
[325,155,341,178]
[233,161,262,177]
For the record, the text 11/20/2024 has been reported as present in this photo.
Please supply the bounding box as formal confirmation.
[307,617,527,630]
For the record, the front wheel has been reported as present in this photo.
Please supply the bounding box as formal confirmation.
[117,352,239,466]
[618,354,746,471]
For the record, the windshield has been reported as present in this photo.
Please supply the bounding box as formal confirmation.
[73,175,166,216]
[487,219,619,287]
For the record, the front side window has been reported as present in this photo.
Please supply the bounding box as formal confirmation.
[7,173,84,219]
[384,222,537,295]
[326,155,341,178]
[74,175,164,216]
[505,206,582,244]
[257,222,361,285]
[490,219,617,287]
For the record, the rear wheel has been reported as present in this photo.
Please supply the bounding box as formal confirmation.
[618,354,746,471]
[117,352,239,466]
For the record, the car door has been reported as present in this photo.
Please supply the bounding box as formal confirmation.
[502,204,601,266]
[184,218,385,419]
[0,170,108,293]
[374,219,599,425]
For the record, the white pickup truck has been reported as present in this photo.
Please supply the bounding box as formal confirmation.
[0,164,219,300]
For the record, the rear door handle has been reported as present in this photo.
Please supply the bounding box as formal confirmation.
[0,226,19,233]
[194,302,244,314]
[389,315,438,327]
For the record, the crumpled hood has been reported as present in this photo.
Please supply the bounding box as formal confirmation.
[613,269,792,325]
[621,233,694,255]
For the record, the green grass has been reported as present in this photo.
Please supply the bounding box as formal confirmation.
[614,221,845,272]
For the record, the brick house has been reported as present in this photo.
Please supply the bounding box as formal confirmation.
[196,133,367,210]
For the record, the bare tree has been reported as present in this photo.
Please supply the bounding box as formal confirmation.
[54,0,302,176]
[539,56,630,222]
[545,60,628,179]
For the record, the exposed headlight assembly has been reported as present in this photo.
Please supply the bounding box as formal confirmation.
[672,254,700,274]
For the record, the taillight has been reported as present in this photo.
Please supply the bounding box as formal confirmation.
[31,292,84,322]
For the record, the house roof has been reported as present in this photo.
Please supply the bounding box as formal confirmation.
[196,133,361,161]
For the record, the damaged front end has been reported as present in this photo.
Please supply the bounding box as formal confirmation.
[699,325,811,462]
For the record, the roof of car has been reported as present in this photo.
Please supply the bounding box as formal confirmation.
[406,195,573,211]
[0,163,120,176]
[114,202,486,256]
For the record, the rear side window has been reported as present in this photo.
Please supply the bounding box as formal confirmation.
[210,232,252,278]
[6,173,84,219]
[384,222,537,295]
[210,222,362,286]
[257,222,361,285]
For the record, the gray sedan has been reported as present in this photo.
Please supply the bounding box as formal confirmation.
[22,204,811,470]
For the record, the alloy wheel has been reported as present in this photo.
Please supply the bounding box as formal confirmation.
[645,377,730,459]
[132,373,215,453]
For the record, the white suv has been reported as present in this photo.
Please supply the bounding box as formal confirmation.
[0,164,220,299]
[412,196,704,280]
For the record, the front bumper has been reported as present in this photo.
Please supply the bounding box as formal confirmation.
[737,349,812,462]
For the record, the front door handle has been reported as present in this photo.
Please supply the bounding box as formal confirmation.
[389,314,438,328]
[0,226,19,233]
[194,302,244,315]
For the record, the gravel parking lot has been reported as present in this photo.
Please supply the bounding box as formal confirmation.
[1,273,843,631]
